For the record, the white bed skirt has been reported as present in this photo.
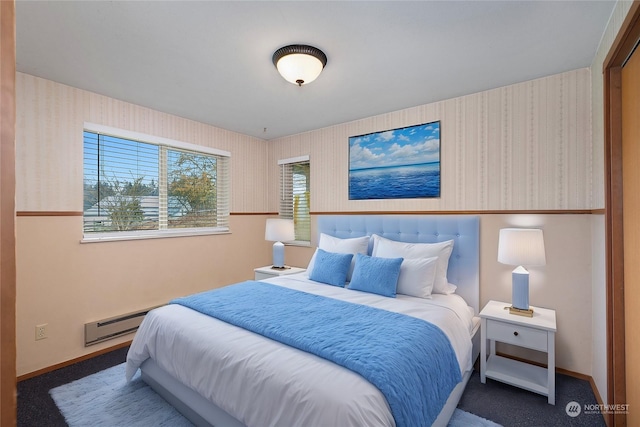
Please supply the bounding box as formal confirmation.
[140,349,478,427]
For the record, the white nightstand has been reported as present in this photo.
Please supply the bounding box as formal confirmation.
[254,265,306,281]
[480,300,557,404]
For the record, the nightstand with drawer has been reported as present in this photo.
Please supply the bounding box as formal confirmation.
[254,266,306,281]
[480,300,557,404]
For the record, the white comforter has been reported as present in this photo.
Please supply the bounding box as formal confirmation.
[126,274,474,427]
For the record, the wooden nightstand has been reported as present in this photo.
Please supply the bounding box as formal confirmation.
[480,300,557,404]
[254,266,306,281]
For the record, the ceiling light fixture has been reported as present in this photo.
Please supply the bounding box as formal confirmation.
[272,44,327,87]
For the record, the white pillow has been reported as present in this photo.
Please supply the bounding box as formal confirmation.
[307,234,370,281]
[396,257,438,298]
[440,282,458,294]
[371,234,454,294]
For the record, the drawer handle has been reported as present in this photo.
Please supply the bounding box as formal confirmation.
[513,331,519,337]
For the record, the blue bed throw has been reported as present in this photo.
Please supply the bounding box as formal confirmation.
[171,281,462,427]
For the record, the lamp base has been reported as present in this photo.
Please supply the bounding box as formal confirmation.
[272,241,286,269]
[507,306,534,317]
[511,266,530,311]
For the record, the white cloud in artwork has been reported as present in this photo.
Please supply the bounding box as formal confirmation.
[375,131,395,142]
[350,140,386,169]
[349,122,440,170]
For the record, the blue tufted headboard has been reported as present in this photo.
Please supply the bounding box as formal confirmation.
[317,215,480,314]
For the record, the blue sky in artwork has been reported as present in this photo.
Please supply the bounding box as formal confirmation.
[349,122,440,171]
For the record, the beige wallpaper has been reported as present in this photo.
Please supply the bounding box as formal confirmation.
[16,72,270,213]
[590,0,634,211]
[268,68,592,213]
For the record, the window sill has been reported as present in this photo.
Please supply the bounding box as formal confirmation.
[285,241,311,247]
[81,228,230,243]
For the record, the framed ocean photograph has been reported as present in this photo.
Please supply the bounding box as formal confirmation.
[349,121,441,200]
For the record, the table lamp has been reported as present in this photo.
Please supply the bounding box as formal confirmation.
[498,228,546,317]
[265,218,295,269]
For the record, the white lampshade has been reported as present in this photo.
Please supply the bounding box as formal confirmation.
[265,219,295,243]
[272,45,327,86]
[265,219,295,269]
[498,228,546,313]
[498,228,546,267]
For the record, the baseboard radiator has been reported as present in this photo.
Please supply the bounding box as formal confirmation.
[84,305,160,346]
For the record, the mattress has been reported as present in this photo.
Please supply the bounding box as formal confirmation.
[126,273,474,427]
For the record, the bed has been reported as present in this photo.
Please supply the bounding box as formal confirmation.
[126,214,481,427]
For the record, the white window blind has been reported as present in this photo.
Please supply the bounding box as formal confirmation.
[279,156,310,243]
[83,126,230,240]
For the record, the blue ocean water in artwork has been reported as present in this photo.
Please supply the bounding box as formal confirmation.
[349,162,440,200]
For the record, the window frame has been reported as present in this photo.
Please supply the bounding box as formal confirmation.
[81,123,231,243]
[278,155,311,247]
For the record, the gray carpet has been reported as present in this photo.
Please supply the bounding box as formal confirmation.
[458,370,606,427]
[18,346,130,427]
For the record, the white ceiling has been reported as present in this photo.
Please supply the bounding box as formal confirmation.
[15,1,615,140]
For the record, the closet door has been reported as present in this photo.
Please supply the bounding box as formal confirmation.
[0,1,16,424]
[622,41,640,427]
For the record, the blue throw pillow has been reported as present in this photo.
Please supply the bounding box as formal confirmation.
[309,249,354,287]
[348,253,404,297]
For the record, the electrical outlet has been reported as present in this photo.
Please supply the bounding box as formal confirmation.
[35,324,48,341]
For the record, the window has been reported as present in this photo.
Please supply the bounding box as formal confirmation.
[279,156,310,243]
[83,125,230,241]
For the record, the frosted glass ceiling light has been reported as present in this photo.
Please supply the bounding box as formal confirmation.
[272,45,327,86]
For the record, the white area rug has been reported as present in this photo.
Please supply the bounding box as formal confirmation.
[51,363,502,426]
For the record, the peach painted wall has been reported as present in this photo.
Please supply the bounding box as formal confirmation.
[16,215,272,375]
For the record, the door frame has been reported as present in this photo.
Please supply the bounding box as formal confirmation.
[604,2,640,426]
[0,1,16,425]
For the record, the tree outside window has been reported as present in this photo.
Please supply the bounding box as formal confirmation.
[83,130,229,237]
